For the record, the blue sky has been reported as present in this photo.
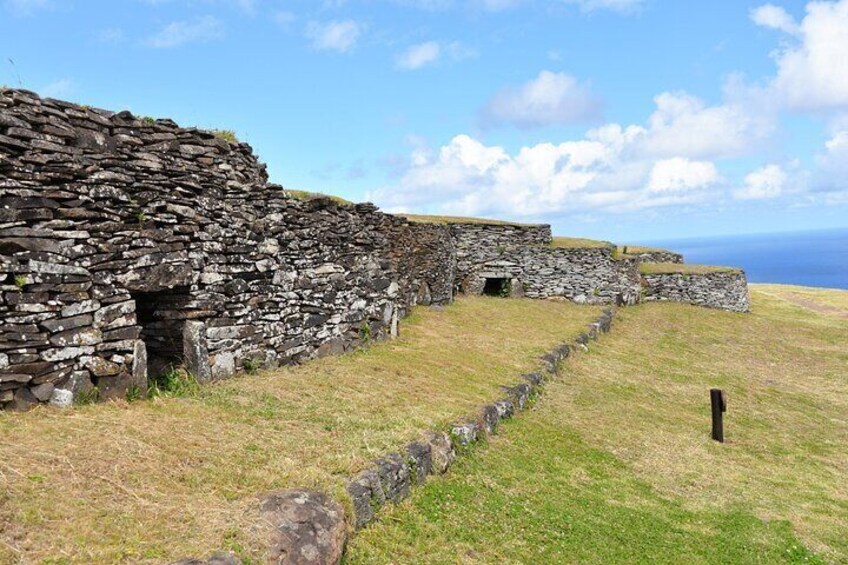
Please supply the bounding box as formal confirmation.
[2,0,848,243]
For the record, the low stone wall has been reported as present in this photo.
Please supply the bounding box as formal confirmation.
[178,308,615,564]
[450,222,552,289]
[345,307,615,532]
[628,250,683,264]
[464,246,641,305]
[641,270,750,312]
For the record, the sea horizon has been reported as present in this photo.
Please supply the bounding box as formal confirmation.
[643,227,848,291]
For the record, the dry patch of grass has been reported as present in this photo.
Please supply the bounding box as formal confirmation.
[0,297,600,564]
[551,236,613,250]
[284,189,354,206]
[347,287,847,563]
[618,244,671,254]
[639,262,741,275]
[399,214,541,227]
[754,284,848,319]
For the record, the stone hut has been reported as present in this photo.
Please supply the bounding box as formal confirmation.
[0,88,749,410]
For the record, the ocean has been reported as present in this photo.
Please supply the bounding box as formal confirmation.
[645,228,848,290]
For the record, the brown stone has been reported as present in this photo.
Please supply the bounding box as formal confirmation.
[258,490,346,565]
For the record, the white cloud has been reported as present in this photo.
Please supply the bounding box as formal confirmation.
[482,70,602,129]
[751,4,799,35]
[640,90,775,160]
[370,80,788,218]
[146,16,224,48]
[395,40,475,70]
[757,0,848,110]
[733,164,787,200]
[396,41,441,70]
[368,126,723,219]
[306,20,362,53]
[648,158,720,193]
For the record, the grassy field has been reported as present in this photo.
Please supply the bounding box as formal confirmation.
[639,262,742,275]
[346,286,848,564]
[551,236,613,249]
[0,298,600,564]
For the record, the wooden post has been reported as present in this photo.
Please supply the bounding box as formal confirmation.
[710,388,726,442]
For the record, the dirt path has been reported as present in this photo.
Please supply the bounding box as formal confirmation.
[773,291,848,319]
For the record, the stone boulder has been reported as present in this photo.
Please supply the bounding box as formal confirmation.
[258,490,347,565]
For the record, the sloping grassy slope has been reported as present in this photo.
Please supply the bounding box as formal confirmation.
[0,298,600,564]
[347,287,848,564]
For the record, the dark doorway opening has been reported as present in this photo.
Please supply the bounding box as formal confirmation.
[482,278,511,297]
[131,287,191,378]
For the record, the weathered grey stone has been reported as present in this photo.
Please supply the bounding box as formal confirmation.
[406,441,432,485]
[210,351,235,380]
[85,356,121,377]
[49,387,74,408]
[183,321,210,382]
[347,469,385,530]
[522,372,544,387]
[423,431,455,474]
[374,452,412,504]
[494,398,515,420]
[451,421,479,446]
[258,490,346,565]
[30,382,54,401]
[11,387,37,411]
[501,382,531,410]
[131,339,148,394]
[480,404,500,435]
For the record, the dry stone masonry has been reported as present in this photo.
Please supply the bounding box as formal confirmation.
[642,269,750,313]
[0,88,749,410]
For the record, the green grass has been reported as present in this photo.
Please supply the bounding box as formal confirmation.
[0,297,600,564]
[616,244,675,256]
[400,214,542,227]
[208,129,238,143]
[346,287,847,563]
[285,189,354,206]
[551,236,614,249]
[639,262,742,275]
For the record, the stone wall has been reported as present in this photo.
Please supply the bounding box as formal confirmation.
[641,270,750,313]
[0,88,428,410]
[463,246,641,305]
[449,223,552,290]
[0,88,750,410]
[628,250,683,264]
[384,219,455,313]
